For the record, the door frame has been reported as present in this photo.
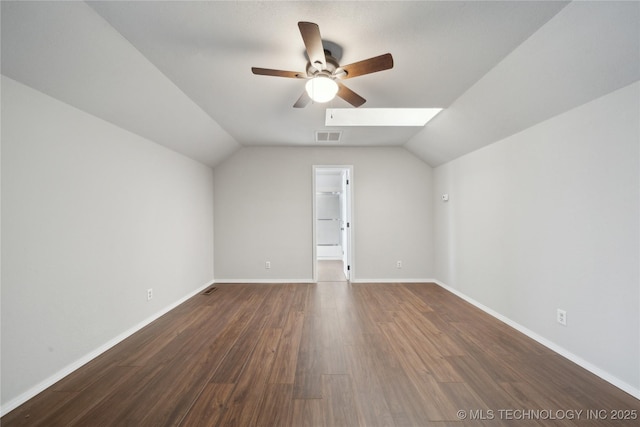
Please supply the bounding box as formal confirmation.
[312,165,354,282]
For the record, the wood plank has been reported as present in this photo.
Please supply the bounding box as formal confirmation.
[269,310,305,384]
[365,335,434,425]
[217,327,283,426]
[116,305,214,367]
[289,283,310,312]
[400,310,467,357]
[321,374,361,426]
[293,312,323,399]
[0,391,76,426]
[253,383,293,426]
[266,283,296,328]
[69,361,168,425]
[110,285,250,369]
[291,398,324,427]
[354,283,395,323]
[208,289,275,383]
[378,321,460,421]
[437,381,492,423]
[19,366,135,426]
[445,354,524,410]
[344,344,396,426]
[319,308,348,374]
[178,383,235,427]
[136,348,222,425]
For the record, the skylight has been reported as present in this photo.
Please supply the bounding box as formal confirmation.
[325,108,442,127]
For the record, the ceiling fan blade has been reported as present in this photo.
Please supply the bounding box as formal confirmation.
[336,82,366,107]
[251,67,306,78]
[340,53,394,79]
[293,91,311,108]
[298,22,326,70]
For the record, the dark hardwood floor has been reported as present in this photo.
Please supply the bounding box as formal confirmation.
[3,275,639,426]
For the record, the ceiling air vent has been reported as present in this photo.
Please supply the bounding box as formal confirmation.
[315,130,342,143]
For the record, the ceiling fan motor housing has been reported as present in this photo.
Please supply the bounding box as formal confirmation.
[306,52,343,78]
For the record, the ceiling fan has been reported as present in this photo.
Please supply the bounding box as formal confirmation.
[251,22,394,108]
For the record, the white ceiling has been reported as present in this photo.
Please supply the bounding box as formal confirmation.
[2,1,638,167]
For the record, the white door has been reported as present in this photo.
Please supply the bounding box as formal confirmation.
[340,170,351,280]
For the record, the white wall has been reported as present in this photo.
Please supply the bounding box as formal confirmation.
[1,77,215,410]
[433,82,640,394]
[213,147,434,282]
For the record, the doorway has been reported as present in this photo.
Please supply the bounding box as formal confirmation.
[313,166,353,282]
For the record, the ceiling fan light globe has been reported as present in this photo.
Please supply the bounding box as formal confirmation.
[305,76,338,103]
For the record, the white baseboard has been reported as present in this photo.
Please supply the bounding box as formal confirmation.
[214,278,315,284]
[0,280,214,417]
[432,279,640,400]
[350,278,436,283]
[215,278,433,284]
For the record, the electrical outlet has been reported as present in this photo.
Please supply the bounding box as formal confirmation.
[265,261,271,269]
[147,288,153,301]
[396,260,402,269]
[557,308,567,326]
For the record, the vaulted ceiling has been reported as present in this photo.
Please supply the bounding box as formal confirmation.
[2,1,638,167]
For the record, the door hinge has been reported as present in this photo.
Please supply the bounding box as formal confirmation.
[347,265,351,271]
[347,222,350,228]
[346,179,349,185]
